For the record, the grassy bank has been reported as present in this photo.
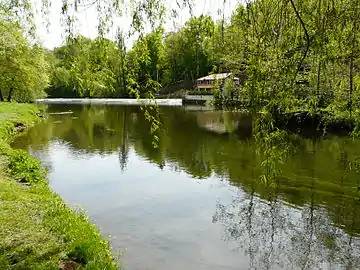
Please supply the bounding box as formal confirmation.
[0,103,118,269]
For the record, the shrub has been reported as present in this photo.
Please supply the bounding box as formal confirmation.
[7,149,47,184]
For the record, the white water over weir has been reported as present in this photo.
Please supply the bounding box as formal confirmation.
[36,98,183,106]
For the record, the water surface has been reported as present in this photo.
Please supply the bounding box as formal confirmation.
[13,104,360,269]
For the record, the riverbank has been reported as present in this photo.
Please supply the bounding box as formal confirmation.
[0,103,118,269]
[213,98,358,136]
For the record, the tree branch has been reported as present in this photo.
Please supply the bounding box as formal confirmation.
[289,0,310,84]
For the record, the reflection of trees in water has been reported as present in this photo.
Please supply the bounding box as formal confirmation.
[118,106,130,172]
[213,188,360,269]
[118,144,129,172]
[234,118,360,269]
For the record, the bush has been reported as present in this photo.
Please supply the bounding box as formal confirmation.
[7,149,47,184]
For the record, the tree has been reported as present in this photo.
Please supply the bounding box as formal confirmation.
[0,19,49,102]
[126,29,164,95]
[48,36,123,98]
[162,15,215,86]
[112,30,129,97]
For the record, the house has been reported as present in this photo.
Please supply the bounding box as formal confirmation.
[196,73,240,91]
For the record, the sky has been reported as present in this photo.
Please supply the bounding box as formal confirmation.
[32,0,243,49]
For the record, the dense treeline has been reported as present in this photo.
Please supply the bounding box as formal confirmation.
[45,14,216,98]
[0,13,216,100]
[1,0,360,130]
[2,0,359,116]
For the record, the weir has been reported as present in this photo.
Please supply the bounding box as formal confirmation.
[36,98,183,106]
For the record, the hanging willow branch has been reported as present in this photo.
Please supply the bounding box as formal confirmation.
[289,0,310,84]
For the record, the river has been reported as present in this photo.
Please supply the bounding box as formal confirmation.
[13,104,360,270]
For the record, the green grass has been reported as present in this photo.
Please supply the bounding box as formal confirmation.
[0,103,41,142]
[0,102,118,269]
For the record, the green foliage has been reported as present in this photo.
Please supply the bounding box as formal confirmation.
[199,0,359,124]
[47,36,122,98]
[1,0,359,118]
[220,76,239,105]
[188,0,360,185]
[7,149,47,184]
[162,15,215,86]
[127,28,164,95]
[0,19,49,102]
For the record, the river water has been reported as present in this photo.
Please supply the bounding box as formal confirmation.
[13,104,360,270]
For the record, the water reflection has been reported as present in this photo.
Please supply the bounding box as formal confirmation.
[213,185,360,269]
[13,104,360,269]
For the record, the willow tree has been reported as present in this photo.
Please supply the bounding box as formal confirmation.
[211,0,360,119]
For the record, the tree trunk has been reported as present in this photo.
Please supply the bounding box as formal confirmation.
[0,90,4,102]
[7,88,13,102]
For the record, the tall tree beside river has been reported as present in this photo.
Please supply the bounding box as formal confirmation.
[0,18,49,102]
